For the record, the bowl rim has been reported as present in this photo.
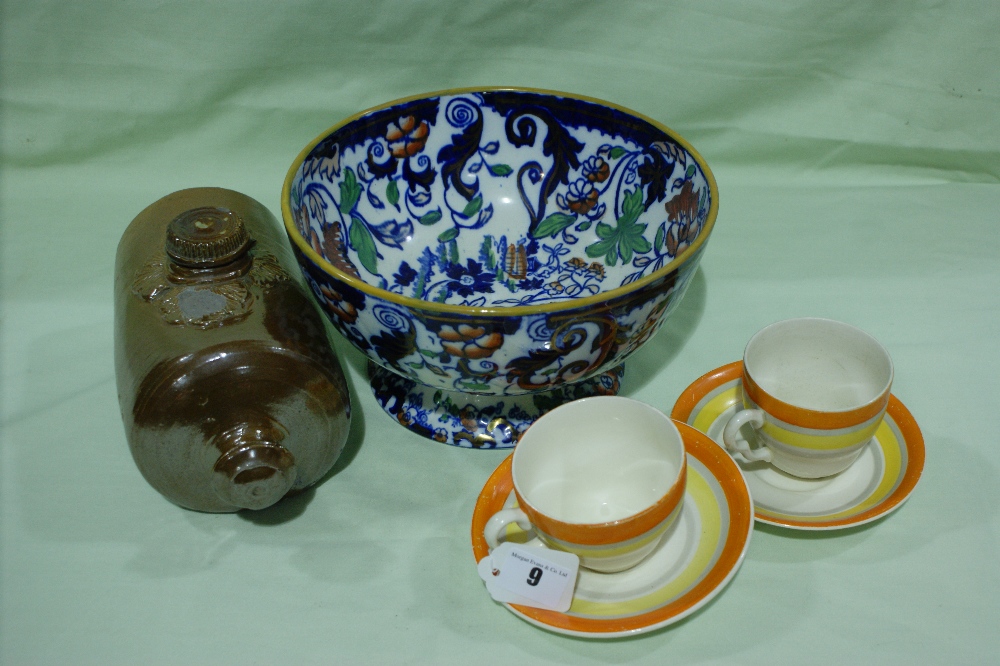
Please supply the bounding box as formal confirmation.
[281,86,719,317]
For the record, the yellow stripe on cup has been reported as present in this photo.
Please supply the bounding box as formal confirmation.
[758,418,882,451]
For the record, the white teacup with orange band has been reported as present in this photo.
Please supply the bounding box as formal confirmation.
[484,396,687,574]
[723,318,894,479]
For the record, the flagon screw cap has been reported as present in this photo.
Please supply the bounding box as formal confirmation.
[166,206,251,267]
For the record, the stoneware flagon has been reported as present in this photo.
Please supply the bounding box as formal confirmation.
[282,87,718,448]
[114,188,352,512]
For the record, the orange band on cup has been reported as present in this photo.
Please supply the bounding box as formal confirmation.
[742,370,890,431]
[513,456,687,547]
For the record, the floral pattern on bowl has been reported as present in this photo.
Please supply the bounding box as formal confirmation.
[289,91,712,307]
[283,88,718,445]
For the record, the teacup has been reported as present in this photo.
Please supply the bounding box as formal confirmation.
[723,318,893,479]
[483,396,687,574]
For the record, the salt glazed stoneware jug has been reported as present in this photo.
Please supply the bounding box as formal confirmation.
[115,188,352,512]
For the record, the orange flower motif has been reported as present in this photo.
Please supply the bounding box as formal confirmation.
[583,156,610,183]
[439,324,504,360]
[665,181,700,223]
[319,284,358,324]
[309,228,324,256]
[295,203,311,237]
[567,188,599,215]
[386,116,430,158]
[459,405,480,432]
[309,222,361,278]
[666,222,698,257]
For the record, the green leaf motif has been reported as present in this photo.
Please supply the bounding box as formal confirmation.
[386,179,399,207]
[488,163,513,177]
[348,214,378,274]
[654,223,666,252]
[686,164,696,178]
[531,213,577,239]
[586,236,615,258]
[418,210,443,226]
[339,167,361,215]
[622,229,651,263]
[481,235,497,270]
[610,147,627,159]
[622,186,644,221]
[437,227,459,243]
[619,240,634,264]
[462,194,483,218]
[583,187,653,266]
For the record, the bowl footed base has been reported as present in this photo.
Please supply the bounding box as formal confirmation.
[368,362,625,449]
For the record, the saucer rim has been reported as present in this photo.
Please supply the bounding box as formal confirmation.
[670,361,925,531]
[470,421,754,638]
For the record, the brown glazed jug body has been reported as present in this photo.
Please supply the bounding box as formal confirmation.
[115,188,351,512]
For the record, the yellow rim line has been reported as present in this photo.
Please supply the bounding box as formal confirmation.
[568,467,722,617]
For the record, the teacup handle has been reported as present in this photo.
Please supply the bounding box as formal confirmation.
[484,507,534,549]
[723,409,773,464]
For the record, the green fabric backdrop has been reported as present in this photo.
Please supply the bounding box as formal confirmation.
[2,1,998,663]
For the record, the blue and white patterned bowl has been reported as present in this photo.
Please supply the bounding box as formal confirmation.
[282,88,718,447]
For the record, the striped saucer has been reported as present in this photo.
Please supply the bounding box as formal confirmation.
[471,421,753,638]
[671,362,925,531]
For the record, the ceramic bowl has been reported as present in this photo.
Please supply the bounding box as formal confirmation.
[282,88,718,447]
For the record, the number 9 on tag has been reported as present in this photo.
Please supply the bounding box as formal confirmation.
[493,544,578,610]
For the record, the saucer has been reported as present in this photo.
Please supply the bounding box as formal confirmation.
[671,362,925,530]
[470,421,753,638]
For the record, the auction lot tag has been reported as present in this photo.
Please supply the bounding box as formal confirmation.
[477,542,579,612]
